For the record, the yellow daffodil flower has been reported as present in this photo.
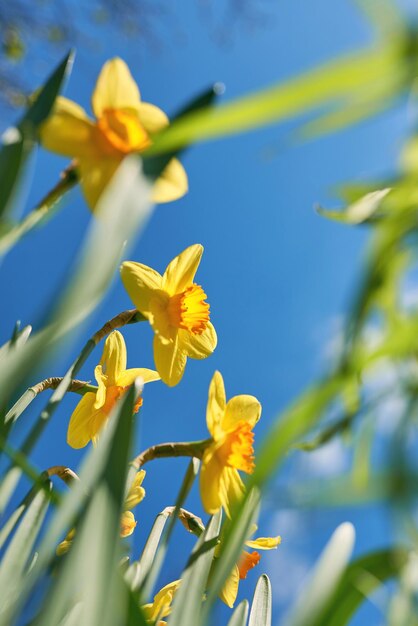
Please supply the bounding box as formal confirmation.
[142,579,181,625]
[200,371,261,516]
[57,470,146,555]
[220,531,281,607]
[120,244,217,387]
[40,57,188,210]
[67,330,159,448]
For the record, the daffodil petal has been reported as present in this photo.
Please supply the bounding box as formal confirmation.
[143,580,181,621]
[219,468,245,518]
[124,470,146,510]
[92,57,141,118]
[152,158,188,204]
[77,156,121,211]
[93,365,107,409]
[89,408,108,443]
[67,392,97,449]
[200,446,224,514]
[178,322,217,359]
[120,260,163,315]
[139,101,169,134]
[153,334,186,387]
[120,510,137,538]
[245,536,282,550]
[162,243,203,295]
[206,370,226,438]
[40,96,98,158]
[99,330,127,385]
[222,395,261,433]
[219,565,239,608]
[117,367,160,387]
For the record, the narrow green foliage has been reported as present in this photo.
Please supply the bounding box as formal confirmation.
[249,575,272,626]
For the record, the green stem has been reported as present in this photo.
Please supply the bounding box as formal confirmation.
[4,377,96,428]
[0,164,79,256]
[131,439,211,470]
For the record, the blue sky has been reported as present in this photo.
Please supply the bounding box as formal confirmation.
[0,1,414,623]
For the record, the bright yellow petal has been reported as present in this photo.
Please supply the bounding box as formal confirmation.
[124,470,146,510]
[219,468,245,518]
[153,334,187,387]
[178,322,217,360]
[222,395,261,433]
[120,260,163,316]
[89,408,109,444]
[92,58,141,118]
[143,580,181,621]
[219,565,240,608]
[67,392,97,449]
[93,365,107,409]
[152,158,188,204]
[200,446,224,514]
[101,330,127,385]
[139,101,169,134]
[245,536,282,550]
[206,370,226,438]
[40,96,98,158]
[120,510,137,538]
[117,367,160,387]
[162,244,203,295]
[77,156,121,211]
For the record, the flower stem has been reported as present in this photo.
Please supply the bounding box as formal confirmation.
[4,377,95,429]
[46,465,80,486]
[131,439,211,470]
[0,163,79,256]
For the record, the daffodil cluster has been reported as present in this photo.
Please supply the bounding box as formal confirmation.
[44,57,280,611]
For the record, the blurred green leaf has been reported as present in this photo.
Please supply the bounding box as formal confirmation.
[228,600,249,626]
[0,51,73,220]
[0,483,51,625]
[285,523,356,626]
[147,43,404,154]
[314,548,409,626]
[317,188,392,225]
[202,488,260,619]
[139,458,200,599]
[249,575,272,626]
[3,381,140,624]
[168,510,222,626]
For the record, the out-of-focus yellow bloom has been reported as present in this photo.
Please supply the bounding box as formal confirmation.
[120,244,217,387]
[40,57,188,210]
[200,371,261,516]
[67,330,159,448]
[142,579,181,625]
[220,531,281,607]
[57,470,146,554]
[120,469,146,538]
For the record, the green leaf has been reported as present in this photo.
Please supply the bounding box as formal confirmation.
[4,380,140,625]
[0,483,51,625]
[147,43,402,155]
[249,575,272,626]
[139,458,200,598]
[317,188,392,225]
[286,523,355,626]
[168,510,222,626]
[313,548,409,626]
[0,51,73,220]
[202,488,260,619]
[227,600,249,626]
